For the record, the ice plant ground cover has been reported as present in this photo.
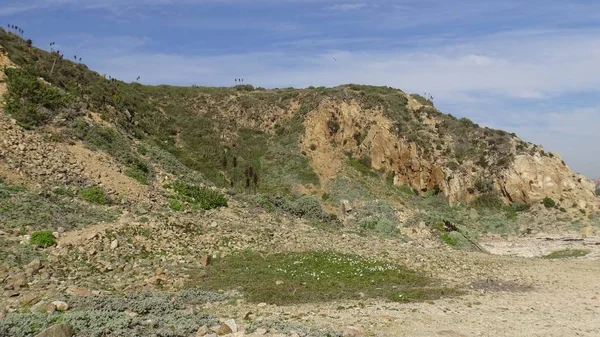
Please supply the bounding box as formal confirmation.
[194,251,459,305]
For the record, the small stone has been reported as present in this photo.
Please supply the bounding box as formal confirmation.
[31,301,47,313]
[341,200,352,213]
[200,255,211,267]
[34,323,74,337]
[43,303,57,313]
[254,328,267,335]
[223,319,237,333]
[469,208,479,220]
[4,290,19,297]
[257,302,267,307]
[27,259,42,272]
[155,268,164,276]
[51,300,69,312]
[196,325,210,336]
[124,310,138,318]
[66,287,91,297]
[20,293,37,305]
[343,326,364,337]
[213,323,232,335]
[110,239,119,250]
[275,280,284,285]
[52,232,60,239]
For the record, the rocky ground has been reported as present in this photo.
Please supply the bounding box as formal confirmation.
[1,198,600,336]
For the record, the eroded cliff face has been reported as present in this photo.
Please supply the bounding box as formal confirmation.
[300,95,599,212]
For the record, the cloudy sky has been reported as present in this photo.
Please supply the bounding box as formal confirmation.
[1,0,599,178]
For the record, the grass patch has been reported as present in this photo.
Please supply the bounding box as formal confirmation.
[542,249,589,259]
[166,182,227,210]
[193,250,458,305]
[79,186,110,205]
[30,231,56,248]
[0,181,117,230]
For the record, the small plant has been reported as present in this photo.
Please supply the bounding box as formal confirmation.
[52,187,74,197]
[542,249,589,259]
[30,231,56,248]
[168,198,184,211]
[327,119,340,135]
[543,197,556,209]
[79,186,109,205]
[169,182,227,210]
[321,193,330,201]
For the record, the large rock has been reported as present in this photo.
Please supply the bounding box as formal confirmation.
[34,324,74,337]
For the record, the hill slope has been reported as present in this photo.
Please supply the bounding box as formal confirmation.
[0,28,597,215]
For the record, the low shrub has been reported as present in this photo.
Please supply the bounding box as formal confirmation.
[79,186,109,205]
[168,198,184,211]
[543,197,556,209]
[3,67,73,129]
[471,192,504,209]
[30,231,56,248]
[169,182,227,210]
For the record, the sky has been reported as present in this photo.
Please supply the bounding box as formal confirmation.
[1,0,599,178]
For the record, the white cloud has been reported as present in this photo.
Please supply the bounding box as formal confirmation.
[329,3,367,11]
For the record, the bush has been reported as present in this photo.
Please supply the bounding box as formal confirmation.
[30,231,56,248]
[510,202,530,212]
[286,195,325,219]
[79,186,109,205]
[543,197,556,209]
[471,192,504,209]
[595,184,600,196]
[474,177,494,193]
[168,198,184,211]
[3,67,73,129]
[358,218,397,237]
[169,182,227,210]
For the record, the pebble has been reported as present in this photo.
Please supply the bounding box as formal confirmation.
[51,300,69,312]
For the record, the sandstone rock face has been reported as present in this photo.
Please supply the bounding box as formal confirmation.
[300,97,599,211]
[499,154,597,211]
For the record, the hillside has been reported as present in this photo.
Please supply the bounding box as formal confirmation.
[1,28,600,337]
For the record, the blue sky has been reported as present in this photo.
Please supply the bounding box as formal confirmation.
[1,0,599,178]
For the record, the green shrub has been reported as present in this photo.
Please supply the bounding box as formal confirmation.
[125,168,149,185]
[595,184,599,196]
[358,218,398,237]
[3,67,73,129]
[170,182,227,210]
[30,231,56,248]
[474,177,494,193]
[543,197,556,209]
[327,119,340,134]
[79,186,109,205]
[136,144,148,155]
[52,187,74,197]
[168,198,184,211]
[510,202,530,212]
[285,195,325,219]
[471,192,504,209]
[321,193,330,201]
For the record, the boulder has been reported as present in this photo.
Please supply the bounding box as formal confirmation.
[34,324,74,337]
